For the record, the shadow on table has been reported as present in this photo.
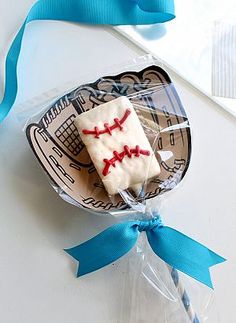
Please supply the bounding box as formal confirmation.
[132,24,166,41]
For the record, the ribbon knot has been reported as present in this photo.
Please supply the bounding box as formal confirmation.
[138,217,163,232]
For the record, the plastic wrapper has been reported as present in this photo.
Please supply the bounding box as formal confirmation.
[22,55,216,322]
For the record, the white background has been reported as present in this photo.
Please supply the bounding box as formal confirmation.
[0,1,236,322]
[118,0,236,116]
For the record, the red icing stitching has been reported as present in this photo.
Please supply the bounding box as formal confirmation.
[82,108,131,138]
[102,145,150,176]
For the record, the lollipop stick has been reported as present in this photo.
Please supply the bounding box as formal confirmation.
[169,267,200,323]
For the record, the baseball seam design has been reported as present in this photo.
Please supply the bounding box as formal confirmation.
[82,108,131,138]
[102,145,150,176]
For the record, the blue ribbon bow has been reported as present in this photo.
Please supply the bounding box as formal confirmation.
[0,0,175,124]
[65,217,225,288]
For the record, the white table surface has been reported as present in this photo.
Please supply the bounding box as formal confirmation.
[0,1,236,323]
[117,0,236,117]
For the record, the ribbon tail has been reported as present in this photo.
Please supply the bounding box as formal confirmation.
[65,221,139,277]
[147,227,226,288]
[0,22,26,122]
[208,249,226,266]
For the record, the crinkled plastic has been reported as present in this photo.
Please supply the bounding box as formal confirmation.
[22,55,214,322]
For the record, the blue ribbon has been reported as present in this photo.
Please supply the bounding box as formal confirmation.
[0,0,175,123]
[65,217,225,288]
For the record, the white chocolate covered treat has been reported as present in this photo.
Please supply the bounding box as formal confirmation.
[74,97,160,195]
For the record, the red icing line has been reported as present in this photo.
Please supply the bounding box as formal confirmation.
[82,108,131,138]
[102,145,150,176]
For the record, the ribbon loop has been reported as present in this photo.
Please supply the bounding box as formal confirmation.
[137,0,175,14]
